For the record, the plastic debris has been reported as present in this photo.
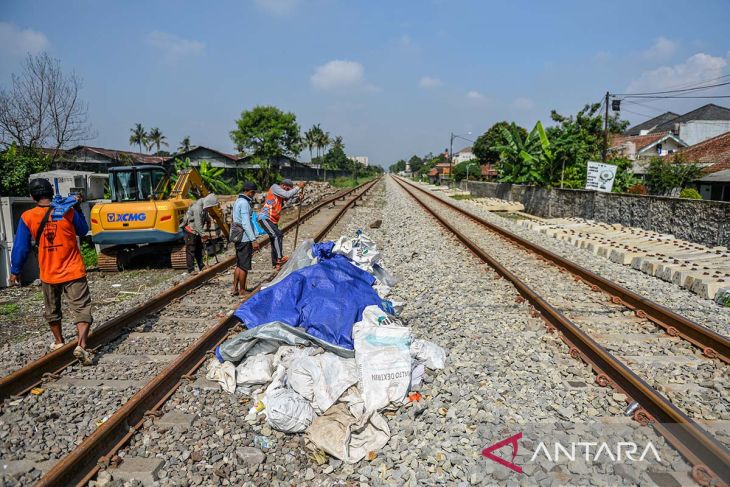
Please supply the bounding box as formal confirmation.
[30,387,44,396]
[253,435,271,449]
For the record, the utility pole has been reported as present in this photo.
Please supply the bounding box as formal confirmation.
[602,91,609,162]
[449,132,454,188]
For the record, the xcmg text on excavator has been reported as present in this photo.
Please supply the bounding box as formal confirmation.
[89,165,229,271]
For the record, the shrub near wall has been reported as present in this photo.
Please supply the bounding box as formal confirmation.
[461,181,730,248]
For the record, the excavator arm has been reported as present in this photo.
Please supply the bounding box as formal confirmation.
[170,168,230,239]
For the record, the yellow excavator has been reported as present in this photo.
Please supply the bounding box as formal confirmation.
[90,165,229,271]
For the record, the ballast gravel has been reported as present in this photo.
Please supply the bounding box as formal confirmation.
[90,178,695,487]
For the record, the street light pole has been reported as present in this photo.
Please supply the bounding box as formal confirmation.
[449,132,454,188]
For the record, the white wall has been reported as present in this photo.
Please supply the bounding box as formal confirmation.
[454,151,475,164]
[679,121,730,146]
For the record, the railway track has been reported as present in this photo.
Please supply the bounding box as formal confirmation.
[393,176,730,486]
[0,178,379,486]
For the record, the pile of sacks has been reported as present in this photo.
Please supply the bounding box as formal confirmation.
[206,232,446,463]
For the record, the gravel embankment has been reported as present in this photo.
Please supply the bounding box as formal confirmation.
[95,177,692,486]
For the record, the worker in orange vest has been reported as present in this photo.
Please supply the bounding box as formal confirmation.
[258,178,305,270]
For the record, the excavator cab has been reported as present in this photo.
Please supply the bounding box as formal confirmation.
[108,165,168,202]
[90,165,229,271]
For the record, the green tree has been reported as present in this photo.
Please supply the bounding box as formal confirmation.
[389,159,406,173]
[473,121,527,165]
[147,127,168,155]
[407,155,424,173]
[494,122,552,185]
[178,136,192,153]
[230,106,302,186]
[452,160,480,182]
[546,103,630,188]
[322,145,350,172]
[304,126,318,162]
[0,145,51,196]
[129,123,147,153]
[644,156,702,195]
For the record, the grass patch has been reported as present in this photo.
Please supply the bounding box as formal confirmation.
[331,176,374,188]
[449,194,473,200]
[0,303,20,315]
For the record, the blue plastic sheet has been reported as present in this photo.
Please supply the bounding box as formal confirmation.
[233,254,383,350]
[311,241,334,259]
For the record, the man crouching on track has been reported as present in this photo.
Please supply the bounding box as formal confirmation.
[9,178,95,365]
[258,178,306,270]
[231,182,260,297]
[182,193,219,274]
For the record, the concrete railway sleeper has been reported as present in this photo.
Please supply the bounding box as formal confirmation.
[393,176,730,486]
[397,177,730,365]
[20,178,379,487]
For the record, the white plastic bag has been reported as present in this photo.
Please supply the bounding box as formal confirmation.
[288,353,358,414]
[333,233,382,270]
[410,339,447,369]
[206,360,236,394]
[263,239,318,289]
[235,354,274,387]
[263,387,315,433]
[353,305,412,412]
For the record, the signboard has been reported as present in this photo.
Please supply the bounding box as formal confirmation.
[585,161,617,192]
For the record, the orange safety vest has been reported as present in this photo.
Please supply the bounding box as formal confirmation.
[20,206,86,284]
[261,187,285,224]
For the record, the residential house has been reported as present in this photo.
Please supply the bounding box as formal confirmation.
[348,155,369,167]
[453,146,475,164]
[427,163,452,185]
[481,164,498,179]
[675,131,730,201]
[610,132,687,162]
[624,104,730,146]
[53,145,169,173]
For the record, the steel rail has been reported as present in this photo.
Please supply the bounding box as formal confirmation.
[0,180,374,401]
[394,176,730,486]
[35,177,380,487]
[396,177,730,364]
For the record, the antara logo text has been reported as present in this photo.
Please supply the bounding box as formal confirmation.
[107,212,147,223]
[481,432,661,474]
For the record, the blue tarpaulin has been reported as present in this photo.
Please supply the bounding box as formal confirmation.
[233,253,383,350]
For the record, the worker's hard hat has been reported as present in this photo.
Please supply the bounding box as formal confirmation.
[202,193,218,209]
[281,178,294,187]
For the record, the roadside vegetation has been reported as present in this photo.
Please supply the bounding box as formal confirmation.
[389,102,703,197]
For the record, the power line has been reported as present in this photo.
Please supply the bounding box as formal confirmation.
[613,81,730,96]
[621,94,730,99]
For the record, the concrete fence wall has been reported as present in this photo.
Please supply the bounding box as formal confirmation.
[460,181,730,248]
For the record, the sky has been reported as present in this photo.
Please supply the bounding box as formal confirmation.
[1,0,730,167]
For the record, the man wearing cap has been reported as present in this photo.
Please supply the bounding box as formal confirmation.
[258,178,305,270]
[231,182,259,296]
[10,178,95,365]
[182,193,218,274]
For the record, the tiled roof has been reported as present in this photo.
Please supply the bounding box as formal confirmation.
[427,168,439,176]
[654,104,730,132]
[66,145,169,164]
[674,130,730,174]
[481,164,497,177]
[176,146,241,161]
[610,132,671,151]
[625,112,679,136]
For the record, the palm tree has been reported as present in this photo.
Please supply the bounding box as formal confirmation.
[304,127,318,163]
[129,123,147,153]
[317,130,332,180]
[178,136,192,153]
[147,127,168,155]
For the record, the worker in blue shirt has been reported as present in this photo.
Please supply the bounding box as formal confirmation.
[231,182,259,296]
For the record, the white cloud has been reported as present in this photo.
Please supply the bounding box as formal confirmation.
[419,76,442,88]
[146,31,204,64]
[644,36,677,60]
[466,90,487,102]
[627,52,728,92]
[254,0,301,15]
[512,97,534,110]
[311,60,377,92]
[0,22,49,57]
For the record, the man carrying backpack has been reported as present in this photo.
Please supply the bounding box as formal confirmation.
[10,178,94,365]
[230,182,259,296]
